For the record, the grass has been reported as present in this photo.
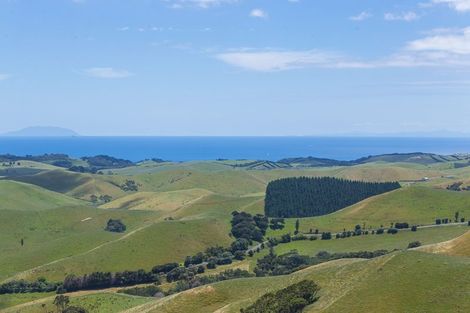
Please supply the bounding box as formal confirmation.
[2,293,152,313]
[133,169,267,197]
[100,188,213,213]
[267,186,470,235]
[320,251,470,313]
[2,160,470,312]
[21,218,232,281]
[418,230,470,257]
[123,250,469,313]
[0,292,55,310]
[272,225,469,257]
[9,169,126,201]
[0,207,158,282]
[0,180,83,211]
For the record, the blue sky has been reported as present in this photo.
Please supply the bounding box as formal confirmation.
[1,0,470,136]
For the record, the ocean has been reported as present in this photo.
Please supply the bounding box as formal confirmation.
[0,137,470,162]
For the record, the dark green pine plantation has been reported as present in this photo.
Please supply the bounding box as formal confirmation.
[265,177,400,218]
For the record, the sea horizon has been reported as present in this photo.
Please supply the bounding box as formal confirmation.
[1,136,470,162]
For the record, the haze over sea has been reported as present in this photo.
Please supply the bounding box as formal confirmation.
[1,137,470,162]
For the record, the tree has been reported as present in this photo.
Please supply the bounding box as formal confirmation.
[408,241,421,249]
[294,219,300,235]
[269,218,285,230]
[265,177,400,218]
[105,219,126,233]
[411,225,418,232]
[90,195,98,204]
[99,195,112,203]
[53,295,70,313]
[435,218,442,225]
[20,238,24,246]
[455,211,460,223]
[240,280,320,313]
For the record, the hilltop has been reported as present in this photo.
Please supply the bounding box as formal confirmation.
[279,152,470,167]
[0,152,469,312]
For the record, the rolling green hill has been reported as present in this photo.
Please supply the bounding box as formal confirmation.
[8,170,125,201]
[418,231,470,257]
[0,206,158,282]
[100,188,213,213]
[19,218,232,282]
[267,186,470,234]
[0,180,83,211]
[116,251,469,313]
[2,156,470,313]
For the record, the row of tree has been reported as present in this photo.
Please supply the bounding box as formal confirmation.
[254,249,390,277]
[62,269,157,292]
[265,177,400,218]
[0,278,57,294]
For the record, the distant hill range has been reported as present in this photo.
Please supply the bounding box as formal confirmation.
[1,126,79,137]
[278,152,470,167]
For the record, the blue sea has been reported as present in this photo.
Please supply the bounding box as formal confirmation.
[1,137,470,162]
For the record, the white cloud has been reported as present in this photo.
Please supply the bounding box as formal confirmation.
[384,11,419,21]
[84,67,133,79]
[0,74,9,81]
[216,27,470,71]
[163,0,238,9]
[250,9,268,19]
[431,0,470,12]
[216,50,357,71]
[407,27,470,54]
[349,11,372,21]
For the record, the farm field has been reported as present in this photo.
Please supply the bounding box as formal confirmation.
[1,154,470,312]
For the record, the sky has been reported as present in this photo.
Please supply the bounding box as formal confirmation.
[0,0,470,136]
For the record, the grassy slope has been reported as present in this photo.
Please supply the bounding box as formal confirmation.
[0,180,83,211]
[267,186,470,235]
[0,207,158,282]
[272,225,469,257]
[22,218,232,281]
[9,170,125,201]
[118,251,469,313]
[0,292,56,310]
[321,252,470,313]
[3,161,470,312]
[134,170,266,197]
[2,293,152,313]
[100,188,213,213]
[418,231,470,257]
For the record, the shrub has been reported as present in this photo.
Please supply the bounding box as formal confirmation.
[151,263,179,275]
[387,228,398,234]
[105,219,126,233]
[394,222,409,229]
[240,280,320,313]
[407,241,421,249]
[411,225,418,232]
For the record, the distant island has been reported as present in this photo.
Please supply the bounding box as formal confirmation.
[1,126,79,137]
